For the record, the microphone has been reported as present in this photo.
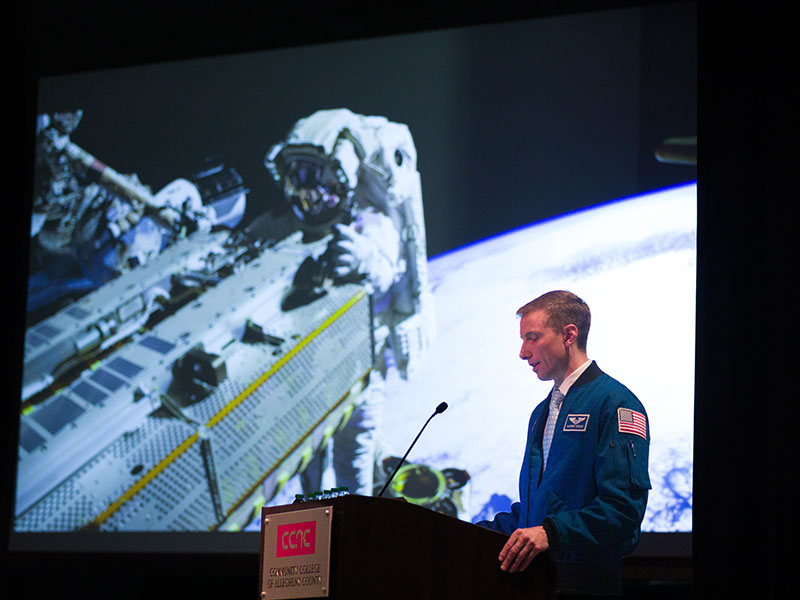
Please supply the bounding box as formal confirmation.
[377,402,448,498]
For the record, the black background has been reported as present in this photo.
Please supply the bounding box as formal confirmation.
[4,1,790,599]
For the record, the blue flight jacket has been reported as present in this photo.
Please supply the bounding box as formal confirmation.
[479,361,651,594]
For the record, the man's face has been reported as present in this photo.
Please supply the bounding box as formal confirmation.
[519,309,570,386]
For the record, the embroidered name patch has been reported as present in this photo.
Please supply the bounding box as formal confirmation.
[618,407,647,439]
[563,414,590,432]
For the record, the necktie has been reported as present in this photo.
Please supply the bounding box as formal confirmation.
[542,388,564,471]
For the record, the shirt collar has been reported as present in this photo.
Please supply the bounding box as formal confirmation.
[556,358,593,397]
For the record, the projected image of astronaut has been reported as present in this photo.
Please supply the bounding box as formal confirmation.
[29,110,246,319]
[265,108,435,496]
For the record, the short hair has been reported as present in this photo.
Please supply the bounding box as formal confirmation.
[516,290,591,351]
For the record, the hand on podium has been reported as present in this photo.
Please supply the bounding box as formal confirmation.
[499,525,550,573]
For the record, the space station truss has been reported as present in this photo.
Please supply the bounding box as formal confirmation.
[15,231,373,532]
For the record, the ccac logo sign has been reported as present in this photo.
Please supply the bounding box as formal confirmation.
[276,521,316,557]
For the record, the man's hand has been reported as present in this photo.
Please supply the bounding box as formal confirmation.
[499,526,550,573]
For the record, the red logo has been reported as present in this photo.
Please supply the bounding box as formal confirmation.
[276,521,316,557]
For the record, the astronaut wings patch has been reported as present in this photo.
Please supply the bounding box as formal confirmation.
[617,408,648,440]
[563,414,589,432]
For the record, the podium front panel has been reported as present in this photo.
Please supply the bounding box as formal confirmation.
[260,505,334,599]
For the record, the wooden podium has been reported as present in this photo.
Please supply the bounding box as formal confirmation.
[259,494,556,599]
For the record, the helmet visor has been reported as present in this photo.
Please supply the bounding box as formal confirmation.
[282,155,350,229]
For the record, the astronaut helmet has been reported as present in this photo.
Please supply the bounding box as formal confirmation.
[266,143,353,235]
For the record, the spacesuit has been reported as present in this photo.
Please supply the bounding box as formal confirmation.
[265,108,435,496]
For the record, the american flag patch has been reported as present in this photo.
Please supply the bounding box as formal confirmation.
[617,408,647,439]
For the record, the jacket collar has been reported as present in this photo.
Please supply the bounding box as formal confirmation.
[571,360,604,388]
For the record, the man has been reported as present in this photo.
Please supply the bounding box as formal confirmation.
[478,291,650,597]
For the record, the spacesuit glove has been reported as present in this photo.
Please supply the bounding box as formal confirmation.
[330,220,399,293]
